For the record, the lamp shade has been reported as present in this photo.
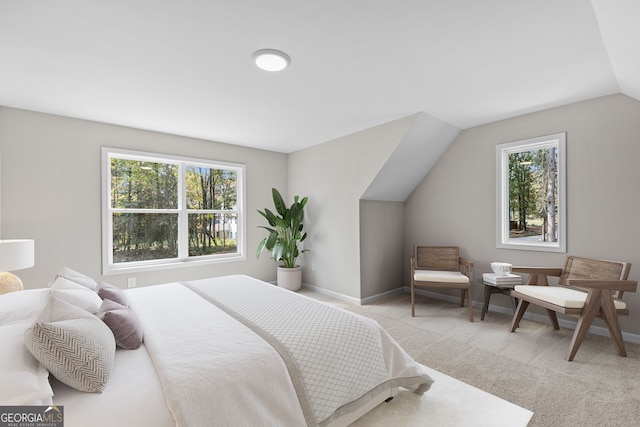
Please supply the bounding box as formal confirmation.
[0,239,35,272]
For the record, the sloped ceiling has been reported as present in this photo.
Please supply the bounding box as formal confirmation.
[0,1,638,154]
[362,113,460,202]
[591,0,640,101]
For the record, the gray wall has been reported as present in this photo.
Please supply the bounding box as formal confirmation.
[405,93,640,336]
[360,199,405,300]
[3,93,640,337]
[288,115,416,299]
[0,107,288,288]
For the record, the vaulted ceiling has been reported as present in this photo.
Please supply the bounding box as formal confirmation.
[0,1,638,153]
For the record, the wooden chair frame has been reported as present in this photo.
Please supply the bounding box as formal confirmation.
[509,256,637,361]
[410,246,474,321]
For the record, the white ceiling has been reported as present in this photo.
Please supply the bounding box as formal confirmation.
[0,0,638,154]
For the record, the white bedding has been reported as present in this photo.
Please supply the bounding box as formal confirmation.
[186,275,432,425]
[51,274,433,427]
[127,279,310,426]
[52,343,174,427]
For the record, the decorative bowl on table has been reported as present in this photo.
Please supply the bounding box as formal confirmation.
[490,262,512,276]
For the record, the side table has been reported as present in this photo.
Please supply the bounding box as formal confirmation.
[479,279,519,321]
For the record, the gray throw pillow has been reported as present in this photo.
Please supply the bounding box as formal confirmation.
[24,298,115,393]
[96,281,129,307]
[97,299,143,350]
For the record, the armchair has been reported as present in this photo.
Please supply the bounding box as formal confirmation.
[509,256,637,361]
[410,246,474,321]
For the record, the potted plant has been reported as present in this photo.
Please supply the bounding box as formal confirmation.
[257,188,308,291]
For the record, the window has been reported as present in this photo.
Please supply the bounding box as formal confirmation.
[496,133,566,252]
[102,148,245,273]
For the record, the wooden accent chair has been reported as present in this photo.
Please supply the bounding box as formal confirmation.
[410,246,474,321]
[509,256,637,361]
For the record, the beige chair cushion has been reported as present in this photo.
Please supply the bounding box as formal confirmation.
[414,270,469,284]
[514,285,627,310]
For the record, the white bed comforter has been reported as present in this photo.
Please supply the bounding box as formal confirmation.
[128,275,433,427]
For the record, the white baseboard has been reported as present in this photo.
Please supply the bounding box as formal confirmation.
[361,287,406,305]
[299,283,640,345]
[302,283,405,305]
[301,283,363,305]
[409,286,640,345]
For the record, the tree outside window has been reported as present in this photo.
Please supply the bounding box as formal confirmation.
[185,166,238,257]
[497,133,566,252]
[508,146,557,242]
[103,148,245,273]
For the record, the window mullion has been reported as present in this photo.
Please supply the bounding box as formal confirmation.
[178,162,189,260]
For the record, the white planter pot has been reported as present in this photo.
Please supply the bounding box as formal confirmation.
[277,266,302,291]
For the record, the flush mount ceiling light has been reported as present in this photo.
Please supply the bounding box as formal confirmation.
[253,49,291,72]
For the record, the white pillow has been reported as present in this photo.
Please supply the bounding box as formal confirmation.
[0,277,101,325]
[24,298,115,393]
[55,266,98,290]
[0,289,51,326]
[0,321,54,405]
[50,277,102,314]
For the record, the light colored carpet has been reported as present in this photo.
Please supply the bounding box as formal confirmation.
[302,290,640,427]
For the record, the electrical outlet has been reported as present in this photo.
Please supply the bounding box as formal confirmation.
[127,277,136,288]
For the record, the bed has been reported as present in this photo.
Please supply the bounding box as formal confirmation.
[0,270,433,427]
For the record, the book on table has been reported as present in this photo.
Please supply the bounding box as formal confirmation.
[482,272,522,285]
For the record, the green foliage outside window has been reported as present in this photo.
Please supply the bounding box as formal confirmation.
[508,146,558,242]
[109,156,239,266]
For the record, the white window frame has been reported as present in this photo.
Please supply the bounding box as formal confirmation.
[102,147,246,274]
[496,133,566,253]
